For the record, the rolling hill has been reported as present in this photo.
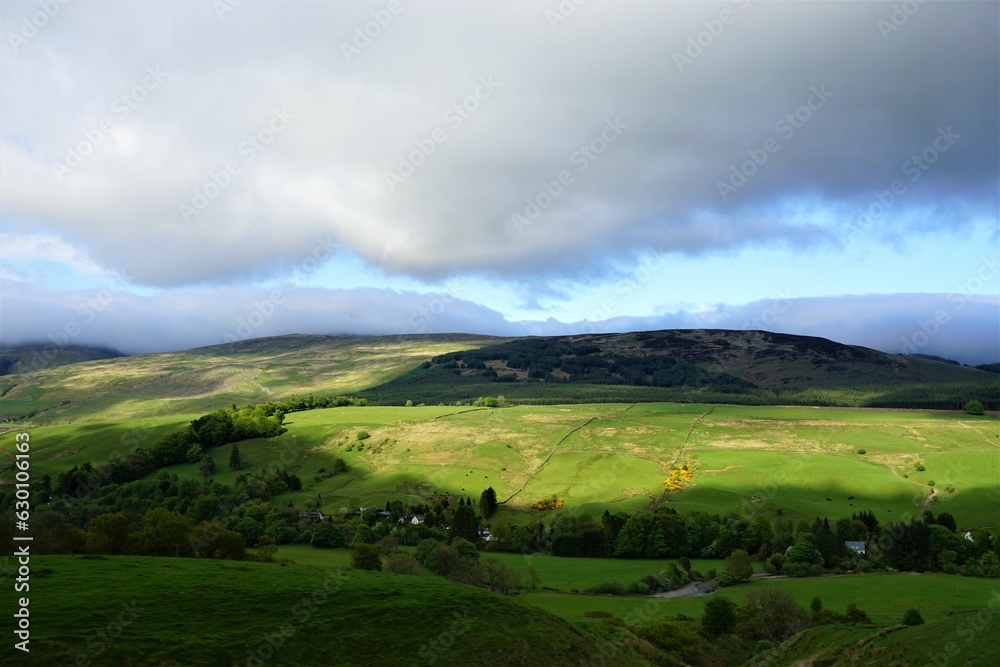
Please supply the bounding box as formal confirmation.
[0,329,996,425]
[0,334,504,424]
[0,344,122,376]
[362,330,998,408]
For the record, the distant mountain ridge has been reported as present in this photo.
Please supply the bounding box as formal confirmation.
[0,330,996,424]
[361,329,997,407]
[0,344,124,376]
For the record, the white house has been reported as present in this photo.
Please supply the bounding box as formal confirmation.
[845,541,866,555]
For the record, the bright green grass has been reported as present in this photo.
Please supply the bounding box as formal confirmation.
[6,403,997,530]
[522,573,1000,627]
[2,555,648,667]
[670,450,929,521]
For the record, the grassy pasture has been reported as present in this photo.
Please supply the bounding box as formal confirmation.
[266,546,741,592]
[3,403,997,530]
[520,573,1000,627]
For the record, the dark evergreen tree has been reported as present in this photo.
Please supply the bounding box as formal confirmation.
[229,444,243,470]
[479,487,498,518]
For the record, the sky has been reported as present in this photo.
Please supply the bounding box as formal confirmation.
[0,1,998,365]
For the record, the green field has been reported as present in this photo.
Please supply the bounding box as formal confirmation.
[5,402,998,530]
[254,546,999,627]
[518,573,1000,626]
[268,545,745,592]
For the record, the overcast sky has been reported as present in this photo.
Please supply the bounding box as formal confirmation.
[1,1,997,364]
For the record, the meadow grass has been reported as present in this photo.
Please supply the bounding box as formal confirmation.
[4,403,997,529]
[520,573,1000,626]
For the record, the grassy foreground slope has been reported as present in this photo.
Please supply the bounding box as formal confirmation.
[3,555,651,667]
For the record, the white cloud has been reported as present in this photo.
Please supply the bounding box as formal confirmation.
[0,232,107,279]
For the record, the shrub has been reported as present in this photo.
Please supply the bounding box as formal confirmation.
[844,603,873,625]
[385,553,421,575]
[310,523,345,548]
[903,609,925,626]
[356,430,370,441]
[701,596,737,640]
[351,543,382,571]
[965,400,985,415]
[585,581,625,595]
[626,580,651,595]
[722,549,753,584]
[858,449,866,455]
[198,457,216,478]
[635,622,707,664]
[451,537,479,560]
[915,464,926,472]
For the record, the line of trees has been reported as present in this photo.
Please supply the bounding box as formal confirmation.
[38,395,366,500]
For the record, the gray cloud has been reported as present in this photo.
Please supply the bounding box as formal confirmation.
[1,1,996,286]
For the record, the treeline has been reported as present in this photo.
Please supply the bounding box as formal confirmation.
[46,395,365,499]
[427,338,754,390]
[0,468,313,561]
[486,506,1000,578]
[364,356,998,409]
